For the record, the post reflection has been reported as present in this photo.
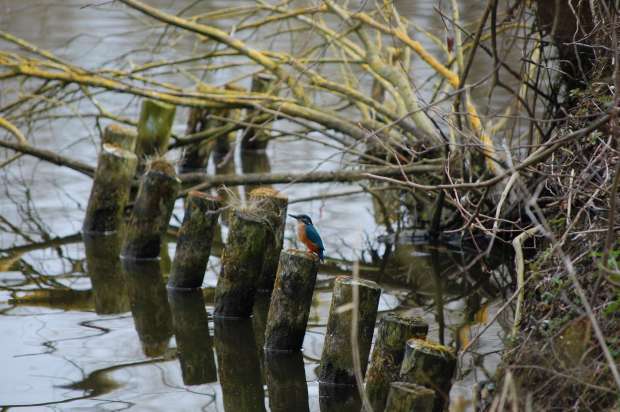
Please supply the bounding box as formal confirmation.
[83,233,130,314]
[318,384,361,412]
[122,259,173,357]
[214,318,266,412]
[167,289,217,385]
[264,351,309,412]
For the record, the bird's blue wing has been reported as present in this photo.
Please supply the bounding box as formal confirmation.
[305,225,324,251]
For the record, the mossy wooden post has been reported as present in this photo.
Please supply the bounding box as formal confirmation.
[399,338,457,412]
[168,191,221,289]
[365,313,429,412]
[264,351,309,412]
[102,123,137,152]
[318,276,381,385]
[214,318,266,412]
[123,259,173,357]
[83,232,130,314]
[135,99,176,161]
[241,150,272,194]
[241,73,278,151]
[384,382,435,412]
[167,289,217,385]
[249,187,288,292]
[179,106,213,173]
[121,159,180,260]
[264,249,319,351]
[83,144,137,234]
[214,208,268,318]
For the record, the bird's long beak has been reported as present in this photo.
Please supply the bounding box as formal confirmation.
[288,214,300,220]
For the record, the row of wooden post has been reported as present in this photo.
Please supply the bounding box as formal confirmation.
[81,94,458,412]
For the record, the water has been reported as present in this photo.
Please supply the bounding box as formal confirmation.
[0,1,517,410]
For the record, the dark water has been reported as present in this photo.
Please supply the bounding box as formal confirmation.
[0,1,517,410]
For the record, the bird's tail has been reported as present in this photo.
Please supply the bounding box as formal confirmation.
[319,249,325,262]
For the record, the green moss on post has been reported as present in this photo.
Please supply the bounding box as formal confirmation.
[168,191,221,289]
[264,249,319,351]
[241,73,278,151]
[384,382,435,412]
[83,232,130,314]
[83,144,137,234]
[264,351,309,412]
[365,313,429,412]
[122,259,173,357]
[214,208,268,318]
[167,289,217,385]
[399,338,457,412]
[318,276,381,385]
[249,187,288,292]
[102,123,137,152]
[121,159,180,260]
[214,318,266,412]
[136,99,176,160]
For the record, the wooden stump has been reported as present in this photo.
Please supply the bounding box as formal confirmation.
[178,107,214,173]
[136,99,176,160]
[83,232,130,314]
[214,318,266,412]
[264,249,319,351]
[121,159,180,260]
[122,259,173,357]
[102,123,137,152]
[365,313,429,412]
[264,351,309,412]
[249,187,288,291]
[213,208,268,318]
[167,191,221,289]
[399,338,457,412]
[167,288,217,385]
[241,150,272,193]
[241,73,278,151]
[384,382,435,412]
[318,276,381,385]
[83,144,137,234]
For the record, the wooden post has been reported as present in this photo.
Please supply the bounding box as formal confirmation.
[241,73,278,151]
[264,351,309,412]
[136,99,176,160]
[318,384,361,412]
[167,191,221,289]
[399,338,457,412]
[384,382,435,412]
[178,107,214,173]
[83,232,130,314]
[122,259,173,357]
[83,144,137,234]
[102,123,137,152]
[241,150,272,194]
[318,276,381,385]
[249,187,288,292]
[264,249,319,351]
[167,289,217,385]
[121,159,180,260]
[365,313,429,412]
[214,318,266,412]
[213,208,268,318]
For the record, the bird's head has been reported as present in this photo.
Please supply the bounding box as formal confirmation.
[289,214,313,226]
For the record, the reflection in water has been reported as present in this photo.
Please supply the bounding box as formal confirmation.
[318,384,361,412]
[83,233,130,314]
[430,250,446,345]
[167,289,217,385]
[214,318,266,412]
[253,292,271,383]
[264,351,309,412]
[122,259,173,357]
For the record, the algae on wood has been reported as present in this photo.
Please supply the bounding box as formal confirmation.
[318,276,381,385]
[365,313,429,412]
[136,99,176,160]
[121,159,180,259]
[384,381,435,412]
[168,191,221,289]
[214,208,268,317]
[83,144,137,234]
[264,249,319,351]
[102,123,137,152]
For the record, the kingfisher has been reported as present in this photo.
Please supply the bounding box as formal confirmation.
[289,214,325,262]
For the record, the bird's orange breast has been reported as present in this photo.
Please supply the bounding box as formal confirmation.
[297,222,319,253]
